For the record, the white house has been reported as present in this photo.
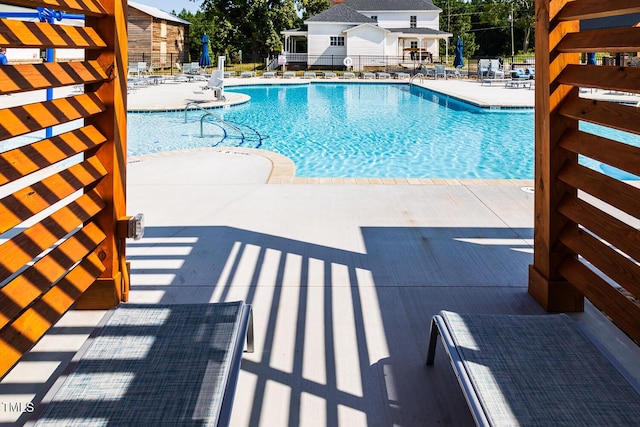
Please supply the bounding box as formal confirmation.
[282,0,452,70]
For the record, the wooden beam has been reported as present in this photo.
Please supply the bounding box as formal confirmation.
[556,0,640,21]
[560,257,640,344]
[0,20,106,49]
[558,162,640,220]
[0,125,107,186]
[529,0,583,312]
[0,61,108,95]
[559,96,640,135]
[0,223,106,330]
[0,190,105,284]
[559,129,640,178]
[76,0,129,309]
[0,0,107,17]
[0,156,107,233]
[557,64,640,94]
[557,27,640,53]
[558,195,640,263]
[560,226,640,302]
[0,253,105,377]
[0,93,106,141]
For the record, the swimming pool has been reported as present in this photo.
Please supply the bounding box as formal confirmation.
[127,84,638,179]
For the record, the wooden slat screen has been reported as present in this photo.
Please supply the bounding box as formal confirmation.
[530,0,640,343]
[0,0,128,378]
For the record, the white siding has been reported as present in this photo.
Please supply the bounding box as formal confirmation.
[307,23,350,57]
[368,11,440,30]
[345,26,386,57]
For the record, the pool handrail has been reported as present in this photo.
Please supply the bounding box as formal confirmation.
[409,73,425,84]
[184,102,263,148]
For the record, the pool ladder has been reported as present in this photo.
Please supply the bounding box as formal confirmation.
[183,103,264,148]
[409,73,425,85]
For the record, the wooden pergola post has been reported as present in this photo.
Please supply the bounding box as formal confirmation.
[76,0,130,309]
[528,0,584,312]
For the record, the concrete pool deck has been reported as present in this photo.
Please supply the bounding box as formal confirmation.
[4,77,640,426]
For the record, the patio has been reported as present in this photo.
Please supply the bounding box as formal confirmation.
[3,144,640,425]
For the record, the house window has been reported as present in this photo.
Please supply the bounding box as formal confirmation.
[330,36,345,46]
[371,16,377,22]
[160,22,167,38]
[410,41,418,49]
[410,16,417,28]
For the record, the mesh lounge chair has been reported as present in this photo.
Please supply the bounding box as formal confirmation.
[434,64,446,80]
[263,71,276,78]
[342,72,356,79]
[283,71,296,78]
[303,71,316,79]
[362,72,375,79]
[427,311,640,426]
[377,72,391,79]
[323,71,337,79]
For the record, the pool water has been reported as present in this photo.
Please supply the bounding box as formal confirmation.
[127,84,639,179]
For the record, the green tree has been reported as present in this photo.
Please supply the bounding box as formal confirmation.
[198,0,301,55]
[298,0,330,20]
[433,0,478,60]
[481,0,535,54]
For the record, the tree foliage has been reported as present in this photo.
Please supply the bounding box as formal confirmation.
[176,0,533,60]
[433,0,478,59]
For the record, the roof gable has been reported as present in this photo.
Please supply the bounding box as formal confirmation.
[306,3,375,23]
[343,0,439,12]
[129,1,191,25]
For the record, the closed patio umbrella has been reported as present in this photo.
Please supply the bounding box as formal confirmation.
[453,36,464,68]
[200,34,211,69]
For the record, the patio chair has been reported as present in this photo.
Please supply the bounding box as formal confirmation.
[477,59,490,79]
[283,71,296,78]
[427,311,640,426]
[488,59,505,79]
[342,72,356,79]
[137,62,148,75]
[128,63,140,77]
[377,72,391,79]
[303,71,317,79]
[434,64,446,80]
[263,71,277,78]
[323,71,337,79]
[510,68,530,80]
[240,71,255,78]
[362,72,376,79]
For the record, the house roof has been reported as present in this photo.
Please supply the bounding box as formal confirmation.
[305,3,376,24]
[343,0,440,12]
[128,1,192,25]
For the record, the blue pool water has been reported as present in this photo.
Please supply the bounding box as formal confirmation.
[127,84,639,179]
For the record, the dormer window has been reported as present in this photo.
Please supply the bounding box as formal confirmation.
[410,16,417,28]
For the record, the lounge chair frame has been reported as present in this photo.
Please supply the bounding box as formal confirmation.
[427,310,640,426]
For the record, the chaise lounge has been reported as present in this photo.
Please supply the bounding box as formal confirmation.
[427,310,640,426]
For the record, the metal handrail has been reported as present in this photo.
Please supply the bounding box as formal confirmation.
[183,102,264,148]
[409,73,424,84]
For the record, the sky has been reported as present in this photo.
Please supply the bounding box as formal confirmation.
[135,0,201,15]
